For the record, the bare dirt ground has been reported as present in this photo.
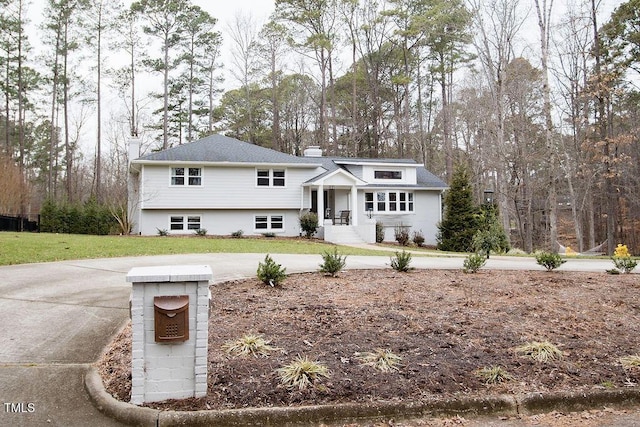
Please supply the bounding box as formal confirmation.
[98,268,640,426]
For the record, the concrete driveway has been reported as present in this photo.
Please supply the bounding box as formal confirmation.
[0,251,631,426]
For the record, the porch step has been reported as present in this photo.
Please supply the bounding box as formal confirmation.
[325,226,366,245]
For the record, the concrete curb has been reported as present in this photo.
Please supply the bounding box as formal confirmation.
[84,366,640,426]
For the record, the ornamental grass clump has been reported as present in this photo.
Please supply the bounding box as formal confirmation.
[356,349,402,372]
[475,366,513,385]
[257,254,287,287]
[277,355,330,390]
[619,354,640,370]
[516,340,563,363]
[611,244,637,274]
[535,251,566,271]
[319,247,347,277]
[222,334,278,358]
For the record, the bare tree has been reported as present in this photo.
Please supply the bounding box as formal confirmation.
[534,0,559,252]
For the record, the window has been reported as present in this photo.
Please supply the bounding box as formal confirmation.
[366,192,414,213]
[170,215,201,231]
[377,192,386,211]
[170,216,184,230]
[256,169,286,187]
[187,216,201,230]
[255,215,284,231]
[171,168,184,186]
[273,170,285,187]
[188,168,201,186]
[171,167,201,186]
[365,193,374,212]
[257,170,270,186]
[374,170,402,180]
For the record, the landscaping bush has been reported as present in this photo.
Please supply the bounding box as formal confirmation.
[375,221,384,243]
[156,228,168,236]
[535,251,566,271]
[463,253,486,273]
[299,212,319,238]
[194,228,208,236]
[231,230,244,238]
[394,226,410,246]
[319,247,347,277]
[257,254,287,286]
[611,244,637,274]
[40,198,116,235]
[412,230,425,247]
[391,250,412,272]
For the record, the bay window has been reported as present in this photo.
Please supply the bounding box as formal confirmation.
[366,191,414,213]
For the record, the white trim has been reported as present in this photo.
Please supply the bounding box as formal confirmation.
[303,168,367,186]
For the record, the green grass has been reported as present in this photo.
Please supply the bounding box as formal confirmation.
[0,232,390,266]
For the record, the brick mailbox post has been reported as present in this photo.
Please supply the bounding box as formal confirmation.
[127,265,212,404]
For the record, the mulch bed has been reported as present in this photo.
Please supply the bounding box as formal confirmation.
[97,269,640,413]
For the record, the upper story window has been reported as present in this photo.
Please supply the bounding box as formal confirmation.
[374,170,402,180]
[256,169,286,187]
[171,167,202,186]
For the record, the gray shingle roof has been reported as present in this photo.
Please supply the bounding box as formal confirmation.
[136,134,447,189]
[136,134,315,165]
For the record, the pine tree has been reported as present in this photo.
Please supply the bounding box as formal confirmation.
[437,164,478,252]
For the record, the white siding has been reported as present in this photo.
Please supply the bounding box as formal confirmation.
[357,190,442,245]
[141,165,315,209]
[138,209,303,237]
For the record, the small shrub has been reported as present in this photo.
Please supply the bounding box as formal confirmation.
[356,349,402,372]
[263,232,276,238]
[412,230,425,247]
[375,221,385,243]
[257,254,287,286]
[319,247,347,277]
[475,366,513,384]
[463,253,486,273]
[535,251,566,271]
[611,244,637,274]
[277,355,330,390]
[516,340,563,363]
[231,229,244,238]
[299,212,319,238]
[391,250,412,272]
[394,226,410,246]
[222,334,278,358]
[156,228,168,236]
[194,228,208,236]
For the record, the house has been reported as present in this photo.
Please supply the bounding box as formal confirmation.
[127,134,447,244]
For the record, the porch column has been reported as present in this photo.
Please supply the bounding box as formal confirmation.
[350,186,358,226]
[318,184,325,221]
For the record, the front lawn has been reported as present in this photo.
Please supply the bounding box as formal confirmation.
[0,232,387,266]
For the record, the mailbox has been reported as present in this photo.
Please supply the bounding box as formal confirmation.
[154,295,189,343]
